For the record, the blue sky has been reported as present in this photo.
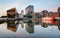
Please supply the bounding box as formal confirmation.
[0,0,60,13]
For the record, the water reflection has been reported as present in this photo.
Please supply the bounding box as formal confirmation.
[7,20,19,32]
[26,20,34,33]
[0,18,60,33]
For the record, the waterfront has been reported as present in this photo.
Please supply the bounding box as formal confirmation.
[0,20,60,38]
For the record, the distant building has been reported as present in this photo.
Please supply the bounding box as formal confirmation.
[19,10,24,20]
[34,13,39,18]
[49,12,59,17]
[41,10,48,17]
[20,10,24,18]
[58,7,60,13]
[57,7,60,17]
[34,12,42,18]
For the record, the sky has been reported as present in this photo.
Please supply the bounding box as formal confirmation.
[0,0,60,14]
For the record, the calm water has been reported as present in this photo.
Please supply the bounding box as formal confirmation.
[0,20,60,38]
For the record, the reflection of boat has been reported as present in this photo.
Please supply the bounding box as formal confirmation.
[42,17,55,21]
[42,20,55,24]
[42,19,60,25]
[41,17,55,25]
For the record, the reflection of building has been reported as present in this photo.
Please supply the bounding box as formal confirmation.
[1,16,7,18]
[26,25,34,33]
[34,19,41,25]
[21,23,24,28]
[58,26,60,30]
[0,18,5,24]
[7,20,19,32]
[34,12,42,25]
[41,22,48,28]
[26,20,34,33]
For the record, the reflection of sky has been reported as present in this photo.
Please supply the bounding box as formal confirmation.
[0,23,60,38]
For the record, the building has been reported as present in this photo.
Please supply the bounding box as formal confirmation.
[25,5,34,15]
[48,12,59,17]
[19,10,24,18]
[25,5,34,18]
[24,5,34,23]
[34,12,42,25]
[57,7,60,17]
[34,12,43,18]
[7,8,19,18]
[41,10,48,17]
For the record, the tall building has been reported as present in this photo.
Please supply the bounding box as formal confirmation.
[25,5,34,18]
[25,5,34,14]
